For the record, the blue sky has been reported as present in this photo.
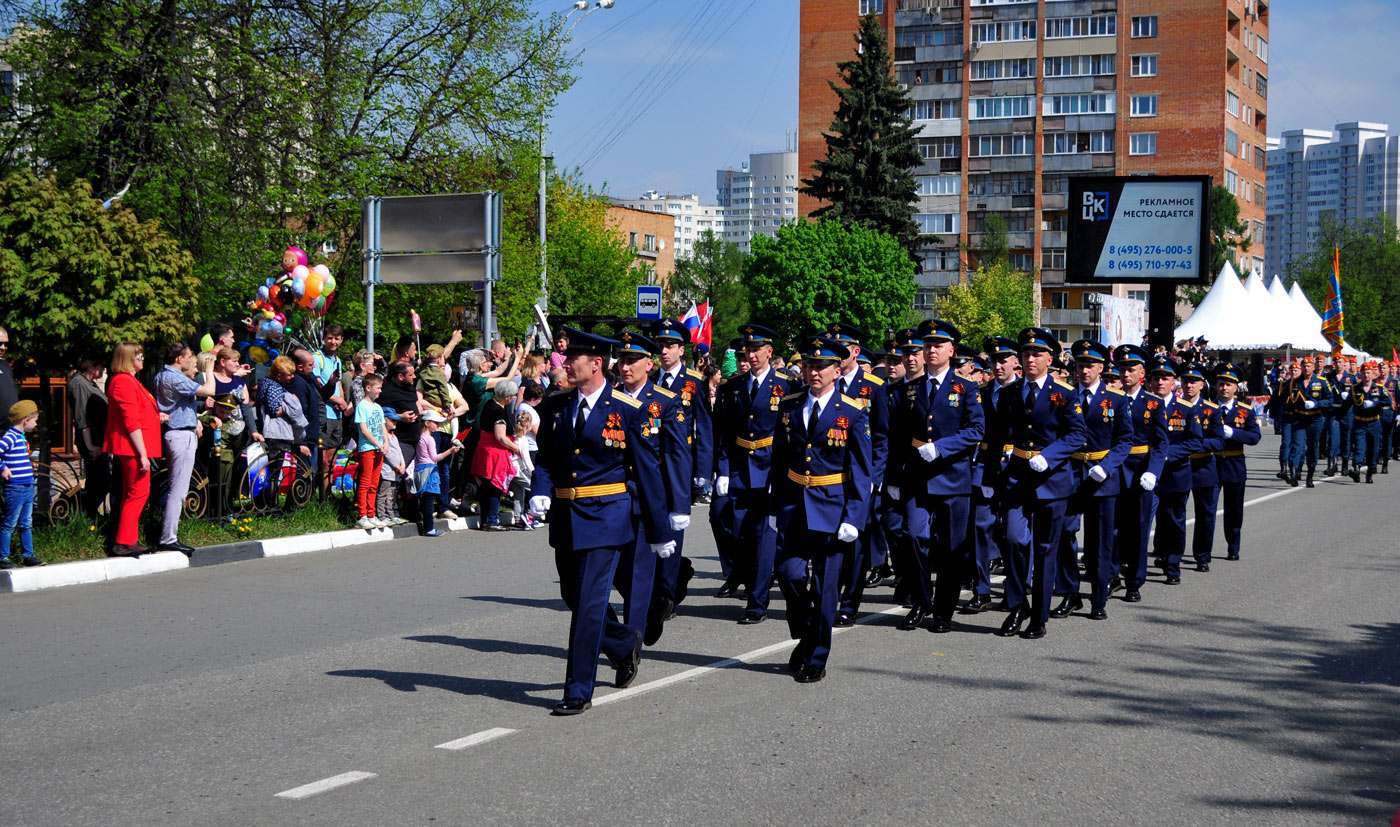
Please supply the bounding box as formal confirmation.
[538,0,1400,201]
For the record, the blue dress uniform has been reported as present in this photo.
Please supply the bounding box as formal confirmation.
[1380,374,1398,469]
[826,323,889,625]
[606,332,692,651]
[1113,346,1170,601]
[529,329,671,714]
[1213,364,1262,560]
[1151,364,1209,582]
[1269,371,1295,479]
[1052,340,1134,619]
[713,323,792,622]
[648,319,713,632]
[1349,372,1386,481]
[888,319,984,632]
[1286,364,1333,487]
[770,336,873,682]
[1326,368,1354,475]
[879,329,919,600]
[970,336,1019,611]
[989,328,1087,639]
[1181,368,1227,571]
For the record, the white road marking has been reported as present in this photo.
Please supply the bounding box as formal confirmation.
[435,727,518,751]
[274,771,377,800]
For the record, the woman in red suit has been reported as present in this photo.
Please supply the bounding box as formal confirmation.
[104,343,162,556]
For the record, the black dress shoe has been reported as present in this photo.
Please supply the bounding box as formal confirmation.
[738,611,766,625]
[1049,595,1083,618]
[551,699,592,716]
[1109,576,1123,593]
[928,616,952,634]
[715,579,740,599]
[644,601,671,646]
[1196,562,1210,573]
[615,641,641,689]
[1123,588,1142,602]
[794,665,826,684]
[788,645,806,673]
[1165,575,1181,585]
[1288,474,1299,487]
[675,559,694,605]
[107,544,143,558]
[156,541,196,555]
[834,611,855,628]
[19,556,45,567]
[1089,606,1108,620]
[1350,468,1362,483]
[897,607,926,631]
[962,594,991,614]
[995,608,1026,637]
[1020,622,1047,640]
[1226,551,1240,561]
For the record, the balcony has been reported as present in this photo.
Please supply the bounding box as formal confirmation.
[1040,308,1093,326]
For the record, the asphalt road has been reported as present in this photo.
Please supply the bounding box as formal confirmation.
[0,433,1396,826]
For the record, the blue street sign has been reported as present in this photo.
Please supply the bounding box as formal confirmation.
[636,285,663,320]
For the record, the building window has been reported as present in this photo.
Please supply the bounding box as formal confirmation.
[1131,15,1158,38]
[1009,253,1033,272]
[1044,93,1114,116]
[1255,36,1267,63]
[909,99,961,120]
[1050,291,1069,310]
[968,173,1034,196]
[918,137,960,159]
[972,20,1036,43]
[1043,54,1113,78]
[1130,54,1158,77]
[1130,94,1158,117]
[1044,14,1116,39]
[897,26,962,48]
[1129,133,1158,156]
[1042,248,1067,270]
[970,58,1035,80]
[916,213,958,234]
[970,133,1034,157]
[1226,90,1240,117]
[858,0,883,14]
[917,175,960,196]
[972,96,1033,119]
[914,289,938,310]
[1225,168,1239,196]
[1043,131,1114,155]
[1256,73,1268,99]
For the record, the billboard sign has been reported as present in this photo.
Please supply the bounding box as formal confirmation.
[1067,176,1211,284]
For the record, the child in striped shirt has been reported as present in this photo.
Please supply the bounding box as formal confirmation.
[1,400,44,568]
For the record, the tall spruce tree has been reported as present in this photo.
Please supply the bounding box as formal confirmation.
[800,13,921,257]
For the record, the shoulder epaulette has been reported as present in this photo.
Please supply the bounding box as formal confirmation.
[652,385,676,399]
[841,394,861,407]
[612,390,642,408]
[862,371,884,386]
[685,368,704,380]
[1204,400,1219,409]
[1053,378,1076,392]
[1106,387,1125,396]
[783,391,805,402]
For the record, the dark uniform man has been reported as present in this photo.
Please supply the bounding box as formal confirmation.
[1380,364,1399,471]
[1325,359,1355,477]
[971,336,1020,612]
[770,335,873,682]
[990,328,1087,640]
[883,327,925,603]
[1286,356,1333,488]
[1113,345,1168,603]
[1213,363,1262,560]
[1150,359,1208,585]
[826,323,889,627]
[713,323,792,624]
[1349,360,1387,483]
[1179,363,1226,572]
[647,319,713,639]
[529,329,672,716]
[1052,340,1133,621]
[887,319,984,633]
[610,331,692,650]
[1271,361,1300,480]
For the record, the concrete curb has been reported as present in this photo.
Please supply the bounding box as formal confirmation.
[0,515,481,595]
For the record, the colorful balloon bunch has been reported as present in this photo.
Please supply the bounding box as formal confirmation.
[243,245,340,363]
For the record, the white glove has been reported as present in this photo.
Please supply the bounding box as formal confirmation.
[767,514,777,531]
[1139,472,1157,491]
[1304,400,1316,410]
[1028,455,1049,473]
[886,485,900,501]
[715,476,729,496]
[668,513,690,531]
[1220,424,1234,439]
[980,485,994,498]
[1087,465,1108,483]
[1341,391,1349,399]
[693,477,706,488]
[529,495,551,516]
[917,442,939,462]
[651,540,677,559]
[1363,400,1375,409]
[836,522,859,543]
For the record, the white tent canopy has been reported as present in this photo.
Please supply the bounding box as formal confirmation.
[1287,282,1341,353]
[1175,262,1303,350]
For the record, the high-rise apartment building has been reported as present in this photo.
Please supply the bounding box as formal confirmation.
[799,0,1269,340]
[611,191,728,260]
[1266,123,1400,280]
[716,149,800,252]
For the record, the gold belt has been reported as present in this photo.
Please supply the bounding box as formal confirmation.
[1216,449,1244,458]
[1011,447,1041,460]
[735,436,774,451]
[1128,445,1150,455]
[786,469,849,487]
[1071,449,1110,461]
[1189,451,1215,460]
[553,483,628,500]
[912,438,928,448]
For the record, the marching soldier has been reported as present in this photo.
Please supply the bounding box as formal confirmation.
[713,323,792,624]
[825,323,888,627]
[990,328,1086,640]
[1051,340,1133,621]
[888,319,984,633]
[1325,358,1354,477]
[1349,361,1387,483]
[1180,364,1226,572]
[1285,355,1333,488]
[1213,363,1261,561]
[529,328,673,716]
[969,336,1020,613]
[646,319,713,641]
[882,328,925,603]
[1271,360,1300,480]
[1381,362,1399,471]
[770,335,873,682]
[1114,345,1168,603]
[1150,358,1207,585]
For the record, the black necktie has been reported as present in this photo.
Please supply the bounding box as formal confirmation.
[926,375,939,408]
[574,400,588,439]
[747,377,757,405]
[808,400,821,436]
[1025,380,1039,415]
[839,377,849,396]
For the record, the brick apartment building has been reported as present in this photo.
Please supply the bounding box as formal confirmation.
[799,0,1269,341]
[604,203,677,287]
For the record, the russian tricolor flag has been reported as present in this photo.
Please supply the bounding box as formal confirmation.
[682,302,713,353]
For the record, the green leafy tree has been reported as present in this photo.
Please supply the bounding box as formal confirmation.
[935,261,1036,347]
[666,230,749,348]
[746,220,916,348]
[799,13,920,256]
[1292,215,1400,355]
[973,213,1010,269]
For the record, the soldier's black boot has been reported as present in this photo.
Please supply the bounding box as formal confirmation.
[1288,468,1300,487]
[1306,469,1315,488]
[1366,467,1375,484]
[1350,465,1361,483]
[1324,462,1337,477]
